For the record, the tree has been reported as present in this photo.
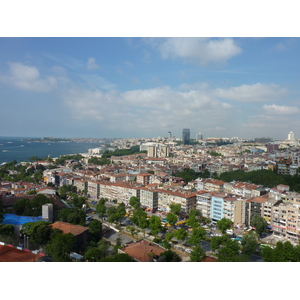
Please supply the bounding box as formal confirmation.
[13,198,31,215]
[130,208,147,225]
[173,228,188,243]
[169,203,181,215]
[216,218,232,234]
[166,212,178,225]
[262,241,299,262]
[129,196,140,210]
[45,232,75,262]
[0,224,15,237]
[186,214,199,229]
[188,227,206,245]
[21,221,52,245]
[115,203,126,223]
[107,206,117,223]
[148,216,162,236]
[84,247,103,262]
[190,245,206,262]
[59,208,86,226]
[72,195,87,209]
[126,226,136,238]
[216,240,240,262]
[251,215,268,236]
[138,216,149,229]
[165,232,174,242]
[96,198,107,220]
[241,231,258,256]
[88,219,102,243]
[160,250,182,262]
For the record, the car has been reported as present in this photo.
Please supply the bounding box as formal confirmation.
[185,248,192,253]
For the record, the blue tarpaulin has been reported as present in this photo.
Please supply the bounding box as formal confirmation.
[2,214,45,226]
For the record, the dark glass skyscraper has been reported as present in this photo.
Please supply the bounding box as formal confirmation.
[182,128,190,145]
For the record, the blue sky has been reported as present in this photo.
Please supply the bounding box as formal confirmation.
[0,37,299,140]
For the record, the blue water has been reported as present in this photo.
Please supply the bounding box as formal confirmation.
[0,136,102,164]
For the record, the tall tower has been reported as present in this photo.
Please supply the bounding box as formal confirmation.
[288,131,295,140]
[182,128,190,145]
[196,132,203,141]
[168,131,172,139]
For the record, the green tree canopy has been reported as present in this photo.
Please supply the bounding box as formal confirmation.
[45,232,75,262]
[96,198,107,219]
[21,221,52,245]
[88,219,102,243]
[169,203,181,215]
[59,208,86,226]
[148,216,163,236]
[251,215,268,236]
[190,245,206,262]
[173,228,188,242]
[129,196,140,210]
[0,224,15,237]
[241,231,258,256]
[188,227,206,245]
[216,218,232,234]
[160,250,182,262]
[166,212,178,225]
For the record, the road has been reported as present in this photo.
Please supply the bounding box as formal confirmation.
[86,203,265,261]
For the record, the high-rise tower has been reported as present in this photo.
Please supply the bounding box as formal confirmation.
[182,128,190,145]
[288,131,295,140]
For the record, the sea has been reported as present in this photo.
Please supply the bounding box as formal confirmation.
[0,136,102,164]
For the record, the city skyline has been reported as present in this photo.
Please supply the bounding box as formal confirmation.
[0,38,300,140]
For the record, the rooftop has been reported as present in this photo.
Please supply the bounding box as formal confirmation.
[50,221,89,236]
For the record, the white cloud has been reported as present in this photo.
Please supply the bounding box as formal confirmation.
[263,104,300,115]
[86,57,99,70]
[43,53,85,70]
[178,82,208,91]
[79,74,117,90]
[63,85,234,134]
[145,37,242,65]
[0,62,57,92]
[214,83,287,102]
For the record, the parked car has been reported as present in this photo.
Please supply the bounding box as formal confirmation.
[185,248,192,253]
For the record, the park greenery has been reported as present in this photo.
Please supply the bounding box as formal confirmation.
[173,168,210,184]
[251,215,268,236]
[216,218,232,234]
[13,194,56,217]
[0,160,45,183]
[59,208,86,226]
[261,241,300,262]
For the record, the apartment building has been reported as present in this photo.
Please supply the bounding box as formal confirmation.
[271,202,300,244]
[157,189,196,213]
[136,173,153,185]
[244,195,269,226]
[140,187,158,210]
[196,191,213,219]
[87,180,103,199]
[73,178,88,193]
[98,181,141,204]
[196,178,225,193]
[263,198,282,224]
[210,193,245,226]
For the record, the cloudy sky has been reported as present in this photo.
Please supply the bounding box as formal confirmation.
[0,37,299,140]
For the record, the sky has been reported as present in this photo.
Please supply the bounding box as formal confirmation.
[0,37,300,140]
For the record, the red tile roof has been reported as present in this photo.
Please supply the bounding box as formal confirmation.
[50,222,89,236]
[121,240,166,262]
[0,245,43,262]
